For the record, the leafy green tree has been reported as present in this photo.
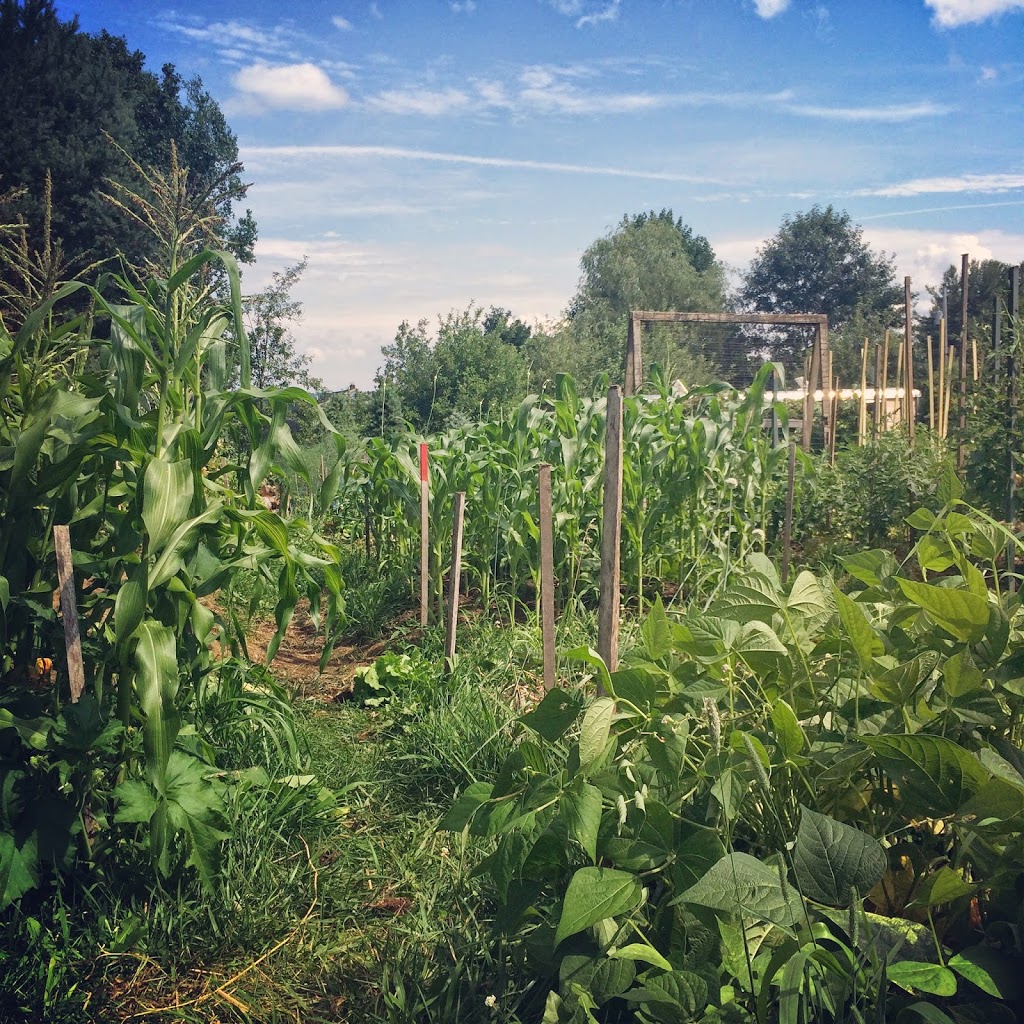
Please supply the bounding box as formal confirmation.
[244,259,321,393]
[0,0,253,287]
[742,205,902,377]
[374,306,528,432]
[549,210,726,387]
[925,258,1023,356]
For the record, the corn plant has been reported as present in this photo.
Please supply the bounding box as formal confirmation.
[0,153,346,909]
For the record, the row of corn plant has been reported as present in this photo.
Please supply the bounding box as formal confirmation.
[328,364,793,623]
[0,153,346,916]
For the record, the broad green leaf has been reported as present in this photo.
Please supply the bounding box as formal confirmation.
[888,961,957,997]
[770,700,805,758]
[560,783,602,862]
[894,1003,957,1024]
[610,668,659,715]
[621,969,709,1022]
[142,457,194,553]
[438,782,494,831]
[948,945,1022,999]
[607,943,673,972]
[861,734,990,817]
[163,751,229,891]
[0,832,38,909]
[915,533,956,573]
[833,587,882,673]
[559,955,635,1006]
[943,649,983,698]
[565,645,613,695]
[133,620,180,790]
[674,852,803,935]
[792,806,885,906]
[149,502,224,588]
[896,579,990,643]
[841,549,899,589]
[555,867,642,946]
[641,594,673,660]
[0,709,52,751]
[520,687,584,742]
[937,466,964,505]
[578,697,616,773]
[786,570,828,628]
[907,866,977,909]
[114,565,148,644]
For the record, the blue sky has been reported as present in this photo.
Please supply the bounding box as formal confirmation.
[62,0,1024,389]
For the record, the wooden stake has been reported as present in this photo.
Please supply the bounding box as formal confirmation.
[806,337,822,452]
[881,330,890,430]
[943,347,955,439]
[859,338,869,445]
[926,335,935,432]
[873,343,882,439]
[905,276,915,446]
[829,377,839,466]
[444,492,466,668]
[938,318,947,437]
[972,337,979,383]
[539,464,556,691]
[958,253,969,476]
[895,335,904,427]
[597,386,624,682]
[802,352,813,451]
[53,526,85,703]
[420,443,429,626]
[782,440,796,587]
[624,317,635,396]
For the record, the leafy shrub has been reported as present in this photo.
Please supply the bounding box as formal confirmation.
[441,500,1024,1023]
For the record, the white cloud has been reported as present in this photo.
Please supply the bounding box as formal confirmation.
[577,1,621,27]
[474,79,514,107]
[449,0,477,10]
[369,1,383,17]
[331,15,354,29]
[547,0,622,27]
[753,0,790,17]
[785,101,950,122]
[233,63,349,111]
[241,142,729,185]
[856,172,1024,197]
[154,14,303,61]
[367,87,472,116]
[925,0,1024,26]
[979,65,998,80]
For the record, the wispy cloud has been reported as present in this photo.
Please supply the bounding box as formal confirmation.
[449,0,477,10]
[154,13,304,62]
[331,15,354,30]
[547,0,622,28]
[925,0,1024,27]
[784,100,951,122]
[367,88,472,116]
[856,172,1024,197]
[860,199,1024,219]
[241,143,730,185]
[753,0,790,18]
[233,63,349,111]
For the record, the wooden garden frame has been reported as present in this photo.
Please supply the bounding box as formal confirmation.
[624,310,832,451]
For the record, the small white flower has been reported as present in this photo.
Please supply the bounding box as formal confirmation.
[485,994,497,1009]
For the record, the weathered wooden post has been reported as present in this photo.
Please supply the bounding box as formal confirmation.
[958,254,969,476]
[1007,267,1019,594]
[420,443,429,626]
[539,464,556,691]
[53,526,85,703]
[444,492,466,669]
[782,440,796,587]
[926,335,935,433]
[905,276,915,446]
[597,386,624,685]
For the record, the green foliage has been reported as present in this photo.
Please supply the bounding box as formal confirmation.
[558,211,727,386]
[374,305,529,434]
[0,0,252,301]
[742,205,902,377]
[443,501,1024,1022]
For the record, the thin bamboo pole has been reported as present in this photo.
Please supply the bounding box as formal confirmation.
[895,337,904,427]
[597,386,624,682]
[420,443,429,626]
[938,318,947,437]
[859,338,869,445]
[829,377,840,465]
[444,492,466,669]
[881,330,890,430]
[782,440,796,587]
[873,342,882,439]
[926,334,935,432]
[539,464,556,691]
[905,276,915,446]
[972,337,979,383]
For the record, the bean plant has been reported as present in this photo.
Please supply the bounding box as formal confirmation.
[442,485,1024,1023]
